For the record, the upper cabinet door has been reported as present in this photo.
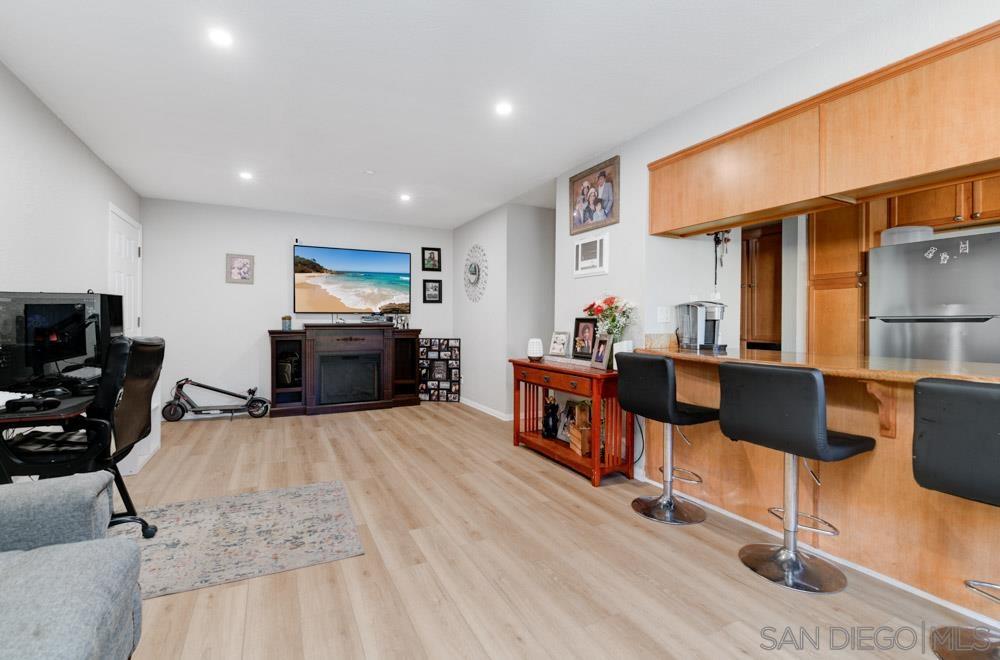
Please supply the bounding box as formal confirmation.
[889,183,971,228]
[649,108,821,236]
[820,38,1000,195]
[809,205,865,279]
[972,175,1000,223]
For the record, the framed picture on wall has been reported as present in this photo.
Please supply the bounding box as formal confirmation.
[569,155,619,235]
[572,317,598,360]
[423,279,442,303]
[226,254,255,284]
[421,247,442,271]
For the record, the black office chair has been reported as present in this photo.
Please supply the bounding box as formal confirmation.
[617,353,718,525]
[0,336,165,538]
[913,378,1000,659]
[719,362,874,594]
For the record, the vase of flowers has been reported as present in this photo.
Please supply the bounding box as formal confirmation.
[582,296,635,368]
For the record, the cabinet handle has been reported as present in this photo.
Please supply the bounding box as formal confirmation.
[856,271,863,276]
[972,212,982,220]
[542,376,550,383]
[857,282,864,288]
[569,381,578,389]
[954,215,964,222]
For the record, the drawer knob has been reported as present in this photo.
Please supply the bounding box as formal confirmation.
[542,375,550,383]
[569,381,578,389]
[520,371,527,378]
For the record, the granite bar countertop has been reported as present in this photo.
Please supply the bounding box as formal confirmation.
[637,347,1000,384]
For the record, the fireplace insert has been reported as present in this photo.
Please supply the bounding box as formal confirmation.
[317,353,381,405]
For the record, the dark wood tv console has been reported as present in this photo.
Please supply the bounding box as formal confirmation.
[268,323,420,417]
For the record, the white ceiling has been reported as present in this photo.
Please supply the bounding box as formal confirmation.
[0,1,904,228]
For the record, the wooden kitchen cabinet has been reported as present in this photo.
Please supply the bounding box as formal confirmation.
[649,108,822,237]
[808,206,866,356]
[972,175,1000,223]
[741,224,782,347]
[889,183,971,228]
[820,37,1000,195]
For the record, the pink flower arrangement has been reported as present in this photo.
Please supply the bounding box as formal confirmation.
[583,295,634,342]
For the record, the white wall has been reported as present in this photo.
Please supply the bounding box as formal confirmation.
[141,199,453,403]
[0,59,140,292]
[452,206,509,415]
[782,216,809,353]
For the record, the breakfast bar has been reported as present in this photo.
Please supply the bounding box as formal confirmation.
[637,347,1000,618]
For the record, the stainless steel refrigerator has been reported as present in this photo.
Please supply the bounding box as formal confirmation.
[868,232,1000,363]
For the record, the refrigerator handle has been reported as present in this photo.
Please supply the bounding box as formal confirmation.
[875,316,994,324]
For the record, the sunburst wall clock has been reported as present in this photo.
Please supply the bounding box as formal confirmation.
[463,244,488,302]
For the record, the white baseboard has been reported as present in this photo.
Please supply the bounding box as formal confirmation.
[460,398,513,421]
[636,474,1000,629]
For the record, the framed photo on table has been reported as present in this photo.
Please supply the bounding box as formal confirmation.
[549,331,569,356]
[572,317,598,360]
[590,334,612,370]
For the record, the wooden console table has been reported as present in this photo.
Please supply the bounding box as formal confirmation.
[510,358,633,486]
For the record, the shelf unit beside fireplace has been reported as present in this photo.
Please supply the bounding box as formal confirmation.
[268,324,421,417]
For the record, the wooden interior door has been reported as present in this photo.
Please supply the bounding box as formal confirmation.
[889,182,971,227]
[742,224,782,346]
[972,175,1000,223]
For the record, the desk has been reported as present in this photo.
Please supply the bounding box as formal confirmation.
[0,396,94,430]
[510,359,632,486]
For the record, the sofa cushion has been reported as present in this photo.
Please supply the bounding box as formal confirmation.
[0,537,142,660]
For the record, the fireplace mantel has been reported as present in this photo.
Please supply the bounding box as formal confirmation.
[268,323,421,417]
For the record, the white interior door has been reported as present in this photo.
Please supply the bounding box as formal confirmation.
[108,204,141,335]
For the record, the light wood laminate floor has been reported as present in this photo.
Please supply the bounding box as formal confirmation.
[130,404,979,659]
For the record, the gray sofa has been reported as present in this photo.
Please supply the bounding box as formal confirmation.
[0,472,142,659]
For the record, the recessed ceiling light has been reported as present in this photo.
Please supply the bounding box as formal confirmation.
[238,171,253,180]
[208,28,234,48]
[495,100,513,117]
[399,193,411,202]
[363,169,376,176]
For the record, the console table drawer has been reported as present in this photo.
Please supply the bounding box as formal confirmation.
[516,366,591,395]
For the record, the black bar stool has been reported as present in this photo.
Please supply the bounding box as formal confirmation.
[914,378,1000,659]
[719,362,875,594]
[617,353,718,525]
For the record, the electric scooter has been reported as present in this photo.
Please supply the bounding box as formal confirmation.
[162,378,270,421]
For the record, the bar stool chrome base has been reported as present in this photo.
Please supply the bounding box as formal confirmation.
[929,625,1000,659]
[632,494,706,525]
[739,543,847,594]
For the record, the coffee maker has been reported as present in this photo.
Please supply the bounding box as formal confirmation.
[675,302,727,352]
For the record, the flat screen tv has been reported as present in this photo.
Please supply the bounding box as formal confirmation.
[294,245,411,314]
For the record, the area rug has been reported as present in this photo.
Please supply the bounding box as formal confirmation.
[110,481,364,599]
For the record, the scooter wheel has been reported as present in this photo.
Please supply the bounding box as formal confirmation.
[162,402,186,422]
[247,397,270,418]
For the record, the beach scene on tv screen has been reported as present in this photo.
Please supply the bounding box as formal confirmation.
[294,246,411,314]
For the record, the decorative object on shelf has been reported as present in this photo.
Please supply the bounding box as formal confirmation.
[281,315,292,332]
[418,338,460,402]
[226,253,254,284]
[572,317,598,360]
[612,339,634,368]
[590,334,613,370]
[542,395,559,439]
[463,243,488,302]
[421,247,442,271]
[360,313,386,323]
[567,399,592,456]
[549,331,569,356]
[583,295,634,344]
[573,232,609,277]
[423,279,442,303]
[569,155,619,235]
[527,338,544,362]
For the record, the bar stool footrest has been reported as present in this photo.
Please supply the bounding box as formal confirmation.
[965,579,1000,605]
[768,507,840,536]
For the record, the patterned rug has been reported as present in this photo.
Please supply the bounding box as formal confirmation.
[111,482,364,599]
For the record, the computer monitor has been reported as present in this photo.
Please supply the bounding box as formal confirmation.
[24,303,90,371]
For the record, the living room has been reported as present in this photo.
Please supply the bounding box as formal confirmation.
[2,2,1000,659]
